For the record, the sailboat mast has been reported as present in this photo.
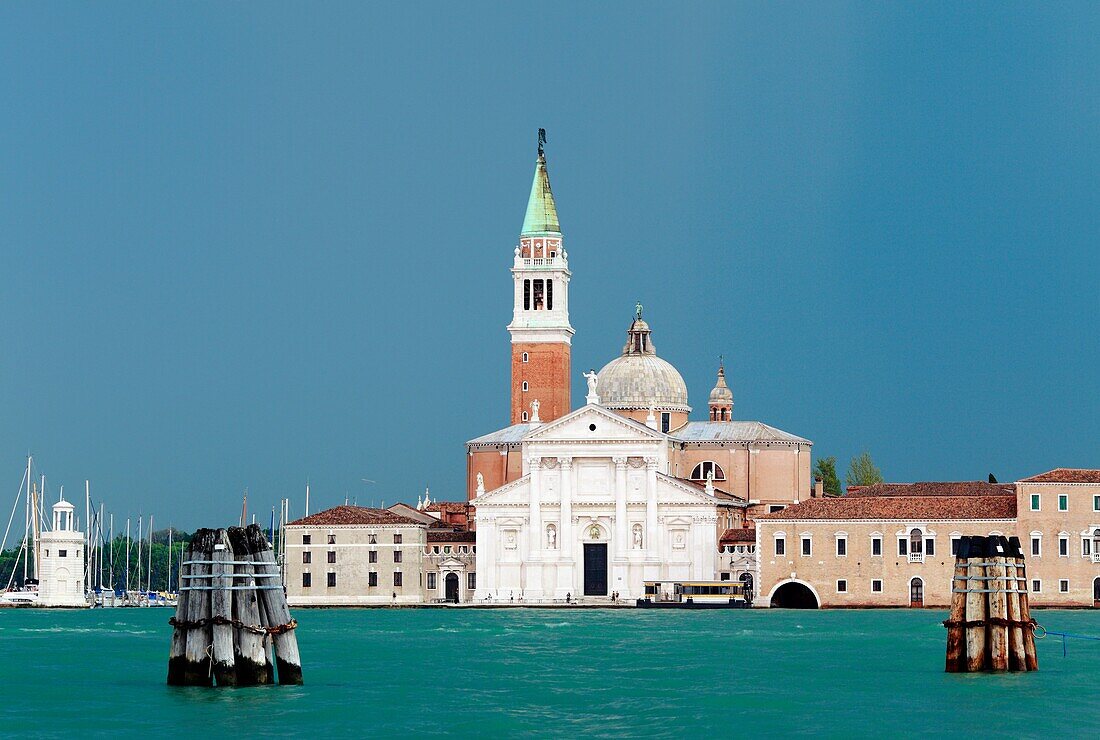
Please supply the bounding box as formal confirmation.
[136,515,142,595]
[167,527,173,593]
[23,456,31,582]
[125,517,131,593]
[147,514,153,592]
[85,481,91,595]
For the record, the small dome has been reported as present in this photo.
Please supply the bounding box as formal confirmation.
[708,364,733,405]
[596,310,690,412]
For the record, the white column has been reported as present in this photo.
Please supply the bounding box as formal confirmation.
[528,457,542,559]
[645,457,659,558]
[556,457,574,599]
[614,457,628,559]
[476,515,495,599]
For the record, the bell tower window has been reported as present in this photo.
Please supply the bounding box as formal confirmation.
[546,280,553,310]
[533,279,545,310]
[523,280,531,310]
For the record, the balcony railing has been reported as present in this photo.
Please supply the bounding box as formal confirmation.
[908,552,924,564]
[1092,552,1100,564]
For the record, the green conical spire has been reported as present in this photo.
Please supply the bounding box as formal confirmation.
[521,151,560,235]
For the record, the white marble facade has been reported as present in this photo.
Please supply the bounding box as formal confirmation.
[474,405,719,601]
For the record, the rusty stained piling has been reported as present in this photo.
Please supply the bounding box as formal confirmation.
[945,535,1037,673]
[167,525,301,687]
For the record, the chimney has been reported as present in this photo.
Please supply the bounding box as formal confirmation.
[813,478,824,498]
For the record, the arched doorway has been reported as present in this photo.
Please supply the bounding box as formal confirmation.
[739,572,754,603]
[445,572,459,603]
[910,577,924,608]
[1093,577,1100,607]
[769,580,819,608]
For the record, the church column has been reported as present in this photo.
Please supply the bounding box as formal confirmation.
[528,456,542,559]
[613,457,628,559]
[556,456,573,599]
[645,457,659,558]
[476,515,495,599]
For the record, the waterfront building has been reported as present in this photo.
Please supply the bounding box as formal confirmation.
[468,138,812,601]
[755,470,1100,608]
[285,506,428,606]
[38,498,87,607]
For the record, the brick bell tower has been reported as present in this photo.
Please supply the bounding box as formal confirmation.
[508,129,573,424]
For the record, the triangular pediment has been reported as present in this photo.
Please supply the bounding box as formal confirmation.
[524,404,665,443]
[656,473,721,505]
[439,556,467,568]
[471,475,531,507]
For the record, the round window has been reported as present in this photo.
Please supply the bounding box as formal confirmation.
[588,423,596,431]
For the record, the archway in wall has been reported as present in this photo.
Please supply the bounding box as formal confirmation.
[445,572,459,603]
[769,580,819,609]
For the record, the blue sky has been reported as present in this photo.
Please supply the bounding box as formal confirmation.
[2,3,1098,530]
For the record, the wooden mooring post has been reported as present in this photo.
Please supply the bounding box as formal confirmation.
[167,524,301,686]
[945,534,1037,673]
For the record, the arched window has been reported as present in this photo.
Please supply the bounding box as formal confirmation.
[522,381,529,391]
[521,352,529,363]
[909,528,923,554]
[910,577,924,607]
[690,461,726,481]
[521,411,529,422]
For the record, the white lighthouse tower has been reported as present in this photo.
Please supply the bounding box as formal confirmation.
[38,498,87,607]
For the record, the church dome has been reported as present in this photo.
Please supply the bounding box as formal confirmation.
[596,309,690,412]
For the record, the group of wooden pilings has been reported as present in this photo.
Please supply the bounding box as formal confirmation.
[945,535,1037,673]
[167,524,302,686]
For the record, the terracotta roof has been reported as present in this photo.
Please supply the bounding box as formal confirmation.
[758,496,1016,521]
[287,506,423,527]
[426,502,471,513]
[720,528,756,543]
[427,530,477,542]
[1020,469,1100,484]
[846,482,1016,498]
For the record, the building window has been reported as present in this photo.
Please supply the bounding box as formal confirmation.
[328,551,336,564]
[925,538,935,557]
[522,352,529,363]
[661,412,671,433]
[769,505,785,513]
[302,535,311,545]
[394,534,402,544]
[368,550,377,563]
[1059,536,1069,557]
[432,546,440,554]
[836,580,847,593]
[1032,579,1041,593]
[546,279,553,310]
[1082,538,1092,556]
[327,572,336,588]
[468,572,476,590]
[801,536,812,557]
[1031,536,1041,557]
[368,533,377,544]
[523,279,530,310]
[444,546,451,554]
[1058,494,1068,512]
[427,573,437,590]
[774,537,785,556]
[690,462,726,481]
[871,536,882,556]
[394,572,403,587]
[302,552,311,564]
[950,536,961,556]
[328,534,336,545]
[460,545,468,553]
[1059,579,1069,593]
[522,381,529,391]
[871,579,883,593]
[532,279,545,310]
[1094,494,1100,512]
[394,550,403,563]
[522,411,529,421]
[368,572,378,587]
[720,572,731,581]
[302,573,311,588]
[59,550,67,558]
[1030,494,1040,511]
[836,536,847,557]
[898,538,908,556]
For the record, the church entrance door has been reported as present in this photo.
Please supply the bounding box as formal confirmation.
[583,543,608,596]
[445,572,459,603]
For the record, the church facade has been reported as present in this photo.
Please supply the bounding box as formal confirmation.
[469,137,814,601]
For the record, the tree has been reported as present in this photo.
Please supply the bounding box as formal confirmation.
[813,457,841,496]
[846,451,884,489]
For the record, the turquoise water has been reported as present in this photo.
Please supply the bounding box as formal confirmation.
[2,607,1099,737]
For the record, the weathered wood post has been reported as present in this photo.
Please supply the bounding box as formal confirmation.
[1014,538,1039,671]
[166,540,194,685]
[228,526,273,685]
[963,536,988,672]
[211,528,237,686]
[247,524,303,685]
[1005,536,1027,671]
[987,536,1009,672]
[945,553,968,672]
[182,529,216,686]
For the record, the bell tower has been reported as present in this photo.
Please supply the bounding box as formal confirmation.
[508,130,573,424]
